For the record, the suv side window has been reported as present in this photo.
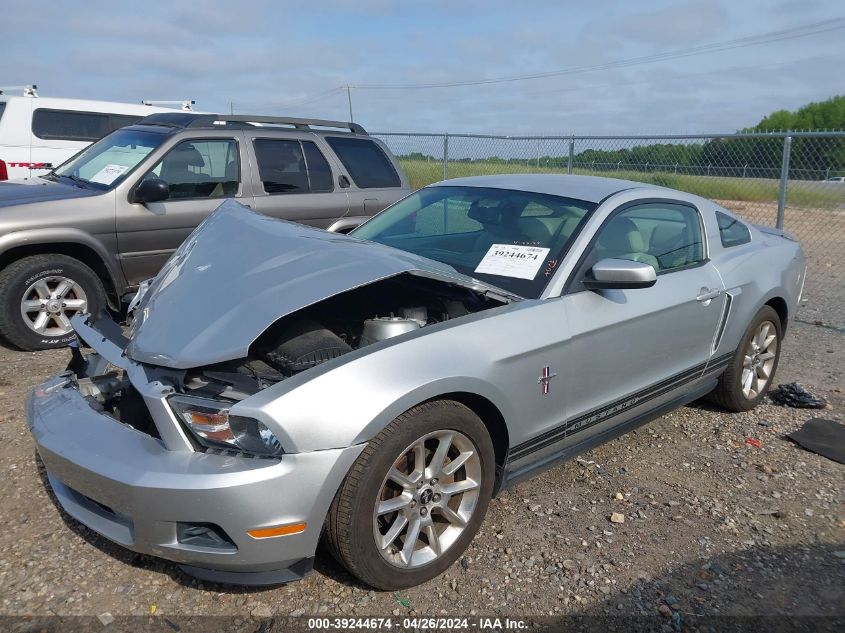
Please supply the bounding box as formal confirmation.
[716,210,751,247]
[587,202,705,275]
[253,139,334,194]
[302,141,333,192]
[147,139,239,200]
[325,136,401,188]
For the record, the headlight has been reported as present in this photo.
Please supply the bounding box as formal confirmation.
[168,395,283,457]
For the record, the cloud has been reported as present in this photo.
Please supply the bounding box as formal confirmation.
[0,0,841,135]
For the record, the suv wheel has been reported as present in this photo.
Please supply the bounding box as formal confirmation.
[0,254,108,351]
[325,400,495,590]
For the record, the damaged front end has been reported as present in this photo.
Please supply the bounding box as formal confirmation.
[27,201,514,583]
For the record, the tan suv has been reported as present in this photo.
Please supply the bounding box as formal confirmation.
[0,113,410,350]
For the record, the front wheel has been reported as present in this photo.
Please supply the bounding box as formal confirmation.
[0,254,108,351]
[325,400,495,590]
[708,305,782,412]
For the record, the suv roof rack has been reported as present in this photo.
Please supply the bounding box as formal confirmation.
[137,112,367,134]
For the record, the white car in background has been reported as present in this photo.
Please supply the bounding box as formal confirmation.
[0,86,189,181]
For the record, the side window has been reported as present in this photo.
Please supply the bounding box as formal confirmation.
[32,109,110,141]
[589,202,704,274]
[147,139,239,200]
[302,141,333,192]
[325,137,401,188]
[716,211,751,247]
[253,139,308,194]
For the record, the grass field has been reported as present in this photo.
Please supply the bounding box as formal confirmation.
[398,159,845,209]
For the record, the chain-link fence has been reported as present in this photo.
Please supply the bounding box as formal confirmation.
[374,131,845,328]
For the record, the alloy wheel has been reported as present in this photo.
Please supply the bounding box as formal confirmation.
[741,320,778,398]
[20,276,88,336]
[373,430,482,568]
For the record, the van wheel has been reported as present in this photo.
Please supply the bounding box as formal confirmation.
[0,255,107,351]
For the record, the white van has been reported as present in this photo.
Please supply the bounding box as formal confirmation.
[0,87,187,181]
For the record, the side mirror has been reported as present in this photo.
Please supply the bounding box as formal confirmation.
[338,175,351,188]
[583,258,657,290]
[133,178,170,204]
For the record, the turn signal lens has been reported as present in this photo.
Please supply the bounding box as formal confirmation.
[247,523,307,539]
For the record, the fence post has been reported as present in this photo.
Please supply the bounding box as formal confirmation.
[443,134,449,180]
[567,136,574,174]
[777,136,792,229]
[743,164,747,178]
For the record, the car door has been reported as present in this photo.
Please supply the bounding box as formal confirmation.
[116,133,246,284]
[556,200,726,446]
[247,135,349,229]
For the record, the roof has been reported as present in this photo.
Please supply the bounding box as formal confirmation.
[429,174,655,203]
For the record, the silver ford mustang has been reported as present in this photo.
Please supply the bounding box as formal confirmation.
[27,175,805,589]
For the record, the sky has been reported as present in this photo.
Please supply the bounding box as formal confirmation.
[1,0,843,135]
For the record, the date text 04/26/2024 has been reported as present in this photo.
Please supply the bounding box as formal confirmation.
[306,617,528,630]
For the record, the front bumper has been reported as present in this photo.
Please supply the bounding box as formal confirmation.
[26,318,364,585]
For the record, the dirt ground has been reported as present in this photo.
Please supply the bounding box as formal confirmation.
[0,324,842,630]
[0,200,843,631]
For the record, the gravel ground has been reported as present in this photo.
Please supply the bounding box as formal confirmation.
[0,316,842,627]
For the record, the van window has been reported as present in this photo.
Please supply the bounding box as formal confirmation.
[0,102,6,122]
[325,137,401,188]
[32,109,140,142]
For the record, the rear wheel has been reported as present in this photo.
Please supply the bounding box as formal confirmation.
[0,254,107,350]
[325,400,495,590]
[708,305,782,412]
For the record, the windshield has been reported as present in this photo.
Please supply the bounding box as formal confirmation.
[351,186,596,298]
[52,128,166,189]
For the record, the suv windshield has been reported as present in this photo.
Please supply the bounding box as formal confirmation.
[51,128,166,189]
[351,186,596,298]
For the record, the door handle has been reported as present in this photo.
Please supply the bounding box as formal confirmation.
[696,287,722,302]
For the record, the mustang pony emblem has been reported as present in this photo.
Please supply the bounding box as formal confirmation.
[538,366,557,395]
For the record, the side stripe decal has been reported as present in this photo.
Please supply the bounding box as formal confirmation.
[508,351,732,462]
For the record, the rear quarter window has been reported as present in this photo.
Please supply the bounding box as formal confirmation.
[0,101,6,122]
[716,210,751,247]
[325,136,401,188]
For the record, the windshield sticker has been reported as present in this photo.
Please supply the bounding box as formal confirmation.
[89,164,129,185]
[474,244,551,280]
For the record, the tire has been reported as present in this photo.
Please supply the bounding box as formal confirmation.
[0,254,108,351]
[325,400,495,590]
[708,305,782,412]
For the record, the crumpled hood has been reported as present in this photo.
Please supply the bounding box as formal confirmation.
[0,177,101,208]
[126,201,476,369]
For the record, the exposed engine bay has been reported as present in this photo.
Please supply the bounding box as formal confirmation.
[182,273,507,401]
[73,274,508,438]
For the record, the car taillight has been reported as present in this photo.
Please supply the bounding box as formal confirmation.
[0,160,7,181]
